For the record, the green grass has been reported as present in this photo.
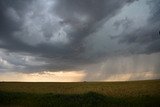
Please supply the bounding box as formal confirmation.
[0,80,160,107]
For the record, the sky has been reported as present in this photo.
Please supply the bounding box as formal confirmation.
[0,0,160,82]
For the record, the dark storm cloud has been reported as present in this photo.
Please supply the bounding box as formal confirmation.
[0,0,159,73]
[0,0,137,72]
[53,0,136,46]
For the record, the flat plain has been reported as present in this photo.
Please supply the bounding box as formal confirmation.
[0,80,160,107]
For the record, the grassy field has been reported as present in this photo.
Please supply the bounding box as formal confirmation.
[0,80,160,107]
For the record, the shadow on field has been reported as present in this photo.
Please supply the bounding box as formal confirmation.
[0,91,160,107]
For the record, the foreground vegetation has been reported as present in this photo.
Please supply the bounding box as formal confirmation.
[0,80,160,107]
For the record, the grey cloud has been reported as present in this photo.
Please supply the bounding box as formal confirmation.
[113,17,133,31]
[0,49,47,73]
[0,0,137,72]
[54,0,136,44]
[84,0,160,61]
[0,0,159,75]
[118,0,160,54]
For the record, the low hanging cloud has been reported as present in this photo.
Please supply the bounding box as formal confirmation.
[0,0,160,81]
[0,48,47,72]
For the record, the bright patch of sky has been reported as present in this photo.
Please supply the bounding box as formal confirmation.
[103,0,150,36]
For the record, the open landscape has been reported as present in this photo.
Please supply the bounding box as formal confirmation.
[0,80,160,107]
[0,0,160,107]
